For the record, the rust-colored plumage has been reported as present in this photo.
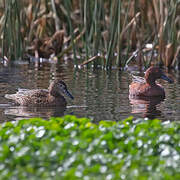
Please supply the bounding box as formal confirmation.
[129,67,173,97]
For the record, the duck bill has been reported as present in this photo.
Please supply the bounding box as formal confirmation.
[63,89,74,100]
[161,74,173,83]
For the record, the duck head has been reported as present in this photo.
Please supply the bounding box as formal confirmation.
[49,80,74,99]
[145,67,173,85]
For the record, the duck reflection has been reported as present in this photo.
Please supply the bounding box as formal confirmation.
[129,95,165,119]
[4,106,66,120]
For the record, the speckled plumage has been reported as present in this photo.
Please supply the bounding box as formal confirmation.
[5,80,74,106]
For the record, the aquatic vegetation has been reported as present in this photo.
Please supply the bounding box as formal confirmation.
[0,115,180,179]
[0,1,179,69]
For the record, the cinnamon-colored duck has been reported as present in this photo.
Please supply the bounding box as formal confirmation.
[129,67,173,97]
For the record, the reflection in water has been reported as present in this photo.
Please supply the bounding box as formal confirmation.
[0,61,179,122]
[129,96,165,119]
[4,106,66,120]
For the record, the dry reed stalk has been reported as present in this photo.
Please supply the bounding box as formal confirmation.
[165,43,174,68]
[152,0,160,28]
[172,46,180,67]
[120,12,140,42]
[139,0,147,32]
[28,1,41,42]
[58,28,85,58]
[26,3,33,24]
[130,21,137,49]
[80,55,105,66]
[35,16,47,38]
[64,28,79,44]
[51,0,60,31]
[147,2,156,28]
[158,0,166,63]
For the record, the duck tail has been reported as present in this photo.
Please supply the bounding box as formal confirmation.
[5,94,15,100]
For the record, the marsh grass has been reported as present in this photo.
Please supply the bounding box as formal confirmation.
[1,0,23,59]
[0,0,179,69]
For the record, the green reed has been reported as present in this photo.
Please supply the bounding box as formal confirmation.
[64,0,78,64]
[92,0,102,68]
[105,0,118,69]
[1,0,23,59]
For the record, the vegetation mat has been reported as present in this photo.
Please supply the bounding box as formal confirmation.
[0,115,180,179]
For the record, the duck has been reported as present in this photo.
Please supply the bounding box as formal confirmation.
[5,80,74,106]
[129,66,173,97]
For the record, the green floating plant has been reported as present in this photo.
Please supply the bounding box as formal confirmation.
[0,115,180,180]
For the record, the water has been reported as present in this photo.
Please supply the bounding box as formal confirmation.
[0,60,179,122]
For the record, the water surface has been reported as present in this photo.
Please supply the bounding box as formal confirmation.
[0,60,179,122]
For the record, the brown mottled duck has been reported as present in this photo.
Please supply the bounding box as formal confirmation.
[5,80,74,107]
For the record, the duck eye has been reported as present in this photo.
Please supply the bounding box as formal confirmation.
[59,83,65,89]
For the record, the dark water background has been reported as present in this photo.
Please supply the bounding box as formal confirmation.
[0,59,179,123]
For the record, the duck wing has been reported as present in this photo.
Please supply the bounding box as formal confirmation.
[132,75,146,83]
[5,89,49,106]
